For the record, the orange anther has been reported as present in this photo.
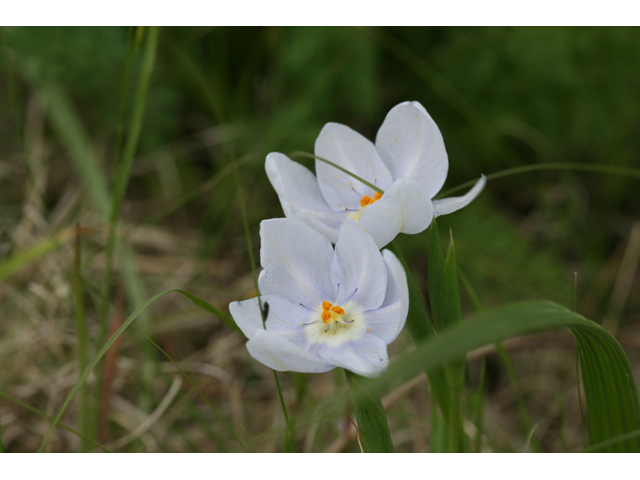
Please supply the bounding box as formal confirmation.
[373,191,382,201]
[360,195,372,207]
[322,301,332,311]
[331,306,344,315]
[321,310,332,323]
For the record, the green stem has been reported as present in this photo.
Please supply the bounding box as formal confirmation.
[101,26,159,341]
[290,151,384,194]
[345,370,394,453]
[233,159,294,452]
[437,163,640,199]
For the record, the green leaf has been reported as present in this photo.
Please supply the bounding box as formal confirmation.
[346,371,394,453]
[373,300,640,452]
[439,232,466,452]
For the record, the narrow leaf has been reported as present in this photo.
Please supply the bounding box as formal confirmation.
[346,371,394,453]
[371,300,640,452]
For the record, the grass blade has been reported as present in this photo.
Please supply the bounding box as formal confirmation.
[439,232,466,452]
[345,370,394,453]
[371,300,640,452]
[437,163,640,199]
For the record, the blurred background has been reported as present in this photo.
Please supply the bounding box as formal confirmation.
[1,26,640,452]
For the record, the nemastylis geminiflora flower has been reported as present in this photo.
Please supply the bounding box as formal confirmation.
[229,218,408,378]
[266,101,486,248]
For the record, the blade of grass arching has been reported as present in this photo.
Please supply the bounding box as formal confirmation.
[369,300,640,452]
[37,288,245,453]
[436,163,640,199]
[290,151,384,195]
[439,233,466,452]
[0,391,111,453]
[73,225,90,452]
[233,164,294,452]
[345,370,394,453]
[574,330,640,452]
[458,267,541,452]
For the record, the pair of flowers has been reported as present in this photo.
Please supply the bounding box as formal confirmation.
[230,102,485,378]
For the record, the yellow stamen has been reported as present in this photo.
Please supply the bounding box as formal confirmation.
[331,305,344,315]
[359,192,382,208]
[322,301,332,311]
[321,310,332,323]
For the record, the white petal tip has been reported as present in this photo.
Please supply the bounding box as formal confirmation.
[433,174,486,217]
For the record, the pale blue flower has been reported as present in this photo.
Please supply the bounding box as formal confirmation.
[229,218,408,378]
[266,101,486,248]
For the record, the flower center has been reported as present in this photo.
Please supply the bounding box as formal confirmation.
[360,191,383,208]
[348,192,383,221]
[320,300,351,332]
[303,300,365,346]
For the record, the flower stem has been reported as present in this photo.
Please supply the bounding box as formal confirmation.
[290,151,384,194]
[234,158,295,452]
[437,163,640,199]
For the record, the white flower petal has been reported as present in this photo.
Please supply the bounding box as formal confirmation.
[331,219,387,311]
[315,122,393,211]
[318,334,389,378]
[247,329,334,373]
[358,178,434,249]
[432,175,486,217]
[259,218,335,309]
[265,153,346,235]
[293,211,340,244]
[229,298,263,339]
[229,295,315,346]
[363,249,409,344]
[375,101,449,199]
